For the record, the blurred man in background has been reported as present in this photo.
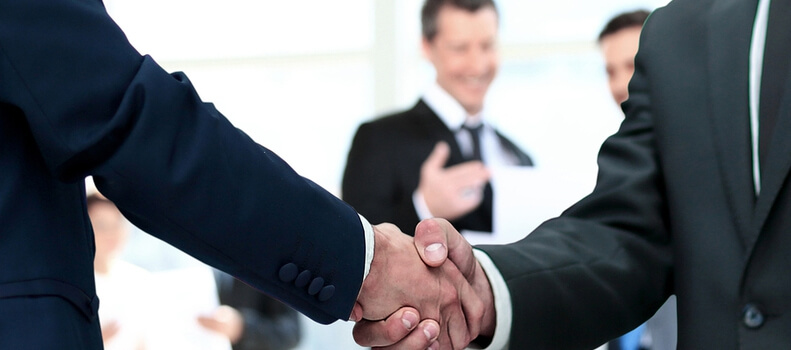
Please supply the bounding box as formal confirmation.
[599,10,650,106]
[343,0,532,237]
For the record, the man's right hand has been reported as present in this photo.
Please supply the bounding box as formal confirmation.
[353,219,497,349]
[417,142,490,221]
[414,219,497,338]
[352,222,487,349]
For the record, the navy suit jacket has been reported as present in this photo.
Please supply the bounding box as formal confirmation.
[478,0,791,348]
[0,1,364,348]
[342,99,532,233]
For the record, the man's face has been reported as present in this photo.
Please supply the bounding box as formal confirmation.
[423,5,499,115]
[601,26,642,105]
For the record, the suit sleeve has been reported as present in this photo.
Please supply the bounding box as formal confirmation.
[476,12,673,348]
[342,122,422,231]
[0,0,364,324]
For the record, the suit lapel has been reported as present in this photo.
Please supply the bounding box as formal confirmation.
[494,129,534,166]
[706,0,759,252]
[413,99,466,166]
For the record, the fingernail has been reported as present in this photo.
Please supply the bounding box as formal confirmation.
[425,243,446,262]
[402,311,418,329]
[423,322,439,341]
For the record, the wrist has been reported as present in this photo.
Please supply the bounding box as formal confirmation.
[472,249,512,350]
[473,261,497,336]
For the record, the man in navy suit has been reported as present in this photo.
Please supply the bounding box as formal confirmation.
[0,1,483,349]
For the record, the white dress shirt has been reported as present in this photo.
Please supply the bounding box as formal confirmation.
[750,0,771,194]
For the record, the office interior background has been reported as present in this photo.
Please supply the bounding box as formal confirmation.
[103,0,669,348]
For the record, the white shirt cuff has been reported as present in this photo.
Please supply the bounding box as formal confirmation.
[358,214,375,283]
[471,249,512,350]
[412,190,435,220]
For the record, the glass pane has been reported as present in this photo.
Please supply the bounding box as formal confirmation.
[498,0,671,44]
[163,59,374,194]
[105,0,374,60]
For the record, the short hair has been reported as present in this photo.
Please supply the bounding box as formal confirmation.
[598,9,650,43]
[421,0,498,41]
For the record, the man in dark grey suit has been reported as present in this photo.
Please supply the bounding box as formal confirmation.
[343,0,532,235]
[355,0,791,348]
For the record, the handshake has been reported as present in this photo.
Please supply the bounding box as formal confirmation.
[350,219,497,350]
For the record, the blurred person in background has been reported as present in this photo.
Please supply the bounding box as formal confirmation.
[200,270,302,350]
[599,9,650,106]
[343,0,532,237]
[89,193,155,350]
[91,187,302,350]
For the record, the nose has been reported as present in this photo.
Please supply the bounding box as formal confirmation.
[467,46,495,76]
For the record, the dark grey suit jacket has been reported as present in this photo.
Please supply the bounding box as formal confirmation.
[478,0,791,349]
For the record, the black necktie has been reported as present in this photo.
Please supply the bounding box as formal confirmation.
[457,123,492,232]
[461,124,483,161]
[759,0,791,178]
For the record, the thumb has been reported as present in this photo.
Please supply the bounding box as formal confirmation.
[350,302,363,322]
[437,218,477,277]
[414,218,450,267]
[421,142,451,172]
[415,218,477,278]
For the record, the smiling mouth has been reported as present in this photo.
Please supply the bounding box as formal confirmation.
[459,76,491,91]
